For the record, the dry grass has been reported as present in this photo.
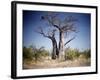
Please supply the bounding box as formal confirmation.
[23,57,91,69]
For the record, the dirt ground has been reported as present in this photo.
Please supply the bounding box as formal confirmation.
[23,58,91,69]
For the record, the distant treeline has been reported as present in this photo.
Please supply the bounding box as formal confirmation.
[23,46,91,62]
[65,47,91,60]
[23,46,49,62]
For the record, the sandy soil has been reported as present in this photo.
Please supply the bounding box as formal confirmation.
[23,58,90,69]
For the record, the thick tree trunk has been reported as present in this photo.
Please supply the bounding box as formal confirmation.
[51,38,59,59]
[59,31,65,60]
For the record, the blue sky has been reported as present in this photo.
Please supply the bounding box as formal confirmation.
[23,10,91,52]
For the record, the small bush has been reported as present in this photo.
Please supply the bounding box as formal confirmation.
[65,48,91,60]
[80,49,91,59]
[23,47,33,61]
[65,48,80,60]
[23,46,49,62]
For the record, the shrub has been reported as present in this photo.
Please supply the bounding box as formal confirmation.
[65,48,91,60]
[23,47,33,61]
[23,46,49,62]
[65,48,80,60]
[40,50,49,57]
[80,49,91,59]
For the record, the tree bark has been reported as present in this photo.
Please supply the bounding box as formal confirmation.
[59,31,65,60]
[51,37,59,59]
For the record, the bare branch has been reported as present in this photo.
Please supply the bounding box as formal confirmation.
[64,36,76,46]
[36,26,57,40]
[64,16,77,23]
[41,13,78,33]
[48,29,57,37]
[36,27,50,38]
[60,16,78,33]
[41,13,61,30]
[61,23,77,33]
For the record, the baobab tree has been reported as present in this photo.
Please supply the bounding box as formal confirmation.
[41,13,77,60]
[36,27,59,59]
